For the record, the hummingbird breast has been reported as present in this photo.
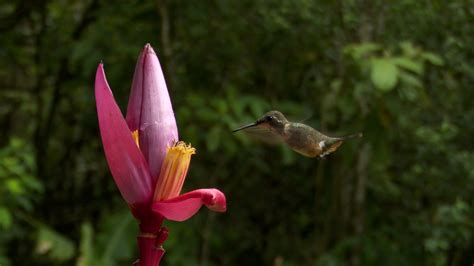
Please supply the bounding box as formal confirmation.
[282,123,324,157]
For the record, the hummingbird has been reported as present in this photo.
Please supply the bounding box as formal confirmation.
[232,110,362,158]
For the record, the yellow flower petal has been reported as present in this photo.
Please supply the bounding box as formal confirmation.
[153,141,196,201]
[131,130,140,148]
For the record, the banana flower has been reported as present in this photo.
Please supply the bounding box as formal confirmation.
[95,44,226,266]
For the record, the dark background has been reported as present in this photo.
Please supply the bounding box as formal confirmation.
[1,1,473,265]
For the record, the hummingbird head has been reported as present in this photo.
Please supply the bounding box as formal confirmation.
[257,110,288,131]
[232,110,288,133]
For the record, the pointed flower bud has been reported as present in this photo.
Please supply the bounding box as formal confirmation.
[126,44,178,182]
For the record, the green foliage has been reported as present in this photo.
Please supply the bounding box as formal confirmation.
[75,211,137,266]
[345,41,441,97]
[0,138,43,264]
[36,226,76,262]
[0,207,12,229]
[76,223,94,266]
[0,138,42,207]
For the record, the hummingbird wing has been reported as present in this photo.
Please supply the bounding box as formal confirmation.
[336,132,363,140]
[240,127,284,145]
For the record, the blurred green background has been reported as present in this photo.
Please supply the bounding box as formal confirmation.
[1,0,473,265]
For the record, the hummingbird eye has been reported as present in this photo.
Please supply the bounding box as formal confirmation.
[265,115,274,121]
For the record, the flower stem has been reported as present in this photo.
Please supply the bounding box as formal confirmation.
[135,227,168,266]
[131,206,168,266]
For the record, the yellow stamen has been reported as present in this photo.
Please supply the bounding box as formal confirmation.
[131,130,140,148]
[153,141,196,201]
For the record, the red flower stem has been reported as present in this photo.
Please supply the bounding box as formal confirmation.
[132,209,168,266]
[135,233,165,266]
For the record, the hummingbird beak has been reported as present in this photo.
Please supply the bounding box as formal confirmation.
[231,122,260,133]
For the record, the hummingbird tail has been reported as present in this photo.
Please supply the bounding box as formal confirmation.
[340,132,363,140]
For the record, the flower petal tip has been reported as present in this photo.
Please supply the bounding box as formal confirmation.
[205,189,227,213]
[95,64,108,93]
[143,43,156,55]
[151,188,227,222]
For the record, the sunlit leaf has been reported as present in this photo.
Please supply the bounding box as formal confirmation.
[371,58,399,92]
[6,179,24,194]
[36,227,76,261]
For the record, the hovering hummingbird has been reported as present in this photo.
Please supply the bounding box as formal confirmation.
[232,110,362,158]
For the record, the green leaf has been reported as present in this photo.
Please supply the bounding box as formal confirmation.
[344,42,381,59]
[399,71,423,88]
[0,207,12,228]
[36,227,76,261]
[97,212,135,265]
[21,175,44,192]
[6,179,24,194]
[76,223,94,266]
[393,57,424,74]
[400,86,418,101]
[0,256,10,266]
[371,58,399,92]
[400,41,419,57]
[422,52,444,66]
